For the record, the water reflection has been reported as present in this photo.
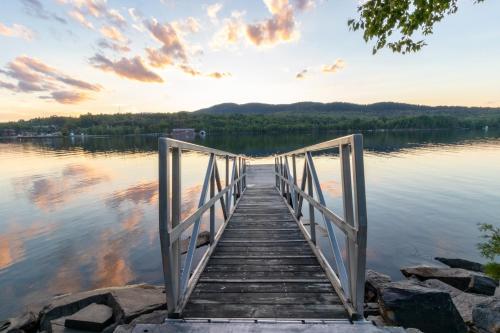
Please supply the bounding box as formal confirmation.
[0,129,499,319]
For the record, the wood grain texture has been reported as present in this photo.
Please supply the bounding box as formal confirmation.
[182,176,347,319]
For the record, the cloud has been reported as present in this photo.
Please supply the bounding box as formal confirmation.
[97,39,130,53]
[0,22,34,40]
[144,19,188,68]
[211,11,245,49]
[90,54,163,83]
[0,56,101,103]
[100,25,127,42]
[69,10,94,29]
[207,72,231,79]
[179,64,202,76]
[61,0,127,30]
[20,0,67,24]
[173,17,201,35]
[322,59,345,73]
[49,90,89,104]
[296,69,307,79]
[207,3,223,23]
[245,0,298,46]
[293,0,315,11]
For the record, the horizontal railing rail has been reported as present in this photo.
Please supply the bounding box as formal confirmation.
[159,138,247,317]
[274,134,367,319]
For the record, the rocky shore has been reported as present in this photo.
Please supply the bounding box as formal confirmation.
[1,258,498,333]
[365,258,499,333]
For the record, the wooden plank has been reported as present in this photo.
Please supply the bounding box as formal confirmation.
[182,181,348,320]
[203,265,323,272]
[183,303,347,319]
[208,257,320,265]
[188,292,342,305]
[200,271,329,279]
[193,282,335,293]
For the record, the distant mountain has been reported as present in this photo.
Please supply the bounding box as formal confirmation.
[195,102,500,117]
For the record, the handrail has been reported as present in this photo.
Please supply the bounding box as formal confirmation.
[158,137,247,317]
[274,134,367,319]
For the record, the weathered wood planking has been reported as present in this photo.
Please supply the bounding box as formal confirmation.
[183,170,348,319]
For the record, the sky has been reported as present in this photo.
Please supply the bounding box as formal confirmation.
[0,0,499,121]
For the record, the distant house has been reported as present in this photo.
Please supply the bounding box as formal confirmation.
[171,128,195,141]
[1,129,16,137]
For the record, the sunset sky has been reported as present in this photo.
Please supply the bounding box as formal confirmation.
[0,0,499,121]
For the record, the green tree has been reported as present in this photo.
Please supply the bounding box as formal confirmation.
[348,0,485,54]
[477,223,500,280]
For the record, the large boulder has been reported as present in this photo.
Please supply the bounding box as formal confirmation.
[64,303,113,332]
[366,270,392,302]
[378,280,467,333]
[0,311,38,333]
[434,257,484,272]
[423,279,493,325]
[401,265,498,296]
[39,284,165,332]
[472,298,500,333]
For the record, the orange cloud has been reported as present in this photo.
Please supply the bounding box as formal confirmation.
[49,90,89,104]
[69,10,94,29]
[320,179,342,198]
[322,59,345,73]
[100,25,127,42]
[0,22,34,40]
[90,54,164,83]
[207,72,231,79]
[144,19,188,67]
[245,0,298,46]
[211,11,245,49]
[0,55,101,103]
[180,64,202,76]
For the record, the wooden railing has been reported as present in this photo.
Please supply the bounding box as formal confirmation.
[158,138,247,317]
[274,134,368,319]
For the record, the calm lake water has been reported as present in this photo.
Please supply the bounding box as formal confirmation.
[1,130,500,318]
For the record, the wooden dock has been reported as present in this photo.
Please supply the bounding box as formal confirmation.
[183,182,347,319]
[157,135,369,330]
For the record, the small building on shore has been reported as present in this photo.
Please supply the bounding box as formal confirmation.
[171,128,195,141]
[1,129,17,137]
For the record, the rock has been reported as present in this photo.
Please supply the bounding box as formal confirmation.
[111,325,133,333]
[365,270,392,302]
[423,279,492,324]
[130,311,167,325]
[180,231,210,255]
[472,298,500,333]
[378,280,467,333]
[469,275,499,296]
[367,315,387,327]
[110,285,165,322]
[364,302,380,317]
[39,284,165,332]
[0,311,38,333]
[64,304,113,332]
[435,257,484,272]
[401,265,497,295]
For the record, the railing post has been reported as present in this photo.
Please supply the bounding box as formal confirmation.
[159,141,181,317]
[292,154,298,209]
[279,156,285,196]
[341,143,356,308]
[225,155,229,213]
[306,159,316,245]
[159,139,174,315]
[210,161,215,245]
[350,135,368,317]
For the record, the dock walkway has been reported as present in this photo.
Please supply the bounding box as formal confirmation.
[183,178,347,319]
[155,135,372,331]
